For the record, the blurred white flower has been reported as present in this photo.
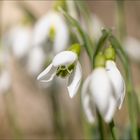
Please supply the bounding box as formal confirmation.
[81,14,104,42]
[82,64,125,123]
[33,11,69,54]
[124,37,140,63]
[4,26,32,59]
[37,51,82,98]
[106,60,125,109]
[91,14,104,42]
[27,47,45,76]
[0,70,11,93]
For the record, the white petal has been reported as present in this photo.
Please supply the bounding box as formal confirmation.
[53,51,77,67]
[67,61,82,98]
[37,63,57,82]
[104,96,117,123]
[90,68,113,120]
[106,60,125,109]
[27,47,45,76]
[82,75,96,123]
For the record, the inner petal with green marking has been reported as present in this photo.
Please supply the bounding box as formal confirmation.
[56,64,75,78]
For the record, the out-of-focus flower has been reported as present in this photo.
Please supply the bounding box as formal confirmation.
[37,44,82,98]
[82,14,104,42]
[91,14,104,42]
[33,11,69,54]
[124,37,140,63]
[3,26,32,60]
[0,70,11,93]
[27,47,45,76]
[82,52,125,123]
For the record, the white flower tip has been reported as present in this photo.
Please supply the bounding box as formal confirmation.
[67,87,76,98]
[104,98,117,123]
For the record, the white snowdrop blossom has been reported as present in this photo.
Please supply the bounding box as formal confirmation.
[124,37,140,63]
[4,26,32,59]
[33,11,69,54]
[82,68,117,123]
[82,53,125,123]
[37,50,82,98]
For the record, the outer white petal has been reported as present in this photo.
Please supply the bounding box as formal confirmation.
[27,47,45,76]
[106,60,125,109]
[90,68,115,121]
[37,63,57,82]
[52,13,69,53]
[124,37,140,63]
[52,51,77,67]
[82,75,96,123]
[67,61,82,98]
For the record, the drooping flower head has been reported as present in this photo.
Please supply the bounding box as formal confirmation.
[37,44,82,98]
[82,49,125,123]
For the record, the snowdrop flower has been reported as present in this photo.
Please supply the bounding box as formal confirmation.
[3,26,32,59]
[33,11,69,54]
[82,51,125,123]
[124,37,140,63]
[37,44,82,98]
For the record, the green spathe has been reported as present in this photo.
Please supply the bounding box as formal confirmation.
[104,46,116,61]
[95,53,106,68]
[68,43,81,56]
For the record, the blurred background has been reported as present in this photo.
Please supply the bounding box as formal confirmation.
[0,0,140,139]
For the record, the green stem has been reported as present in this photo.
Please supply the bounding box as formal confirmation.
[116,0,126,42]
[97,111,105,140]
[109,120,117,140]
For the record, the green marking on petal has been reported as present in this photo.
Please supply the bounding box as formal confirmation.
[49,26,56,42]
[104,45,116,61]
[68,43,81,56]
[56,64,75,78]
